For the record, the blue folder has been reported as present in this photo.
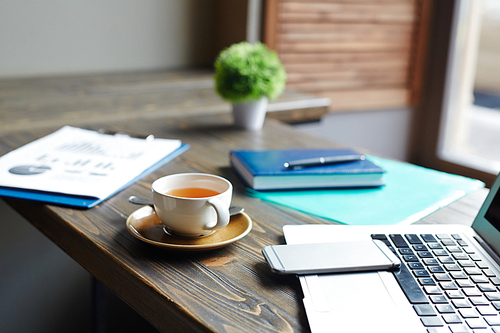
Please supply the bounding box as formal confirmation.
[0,143,190,208]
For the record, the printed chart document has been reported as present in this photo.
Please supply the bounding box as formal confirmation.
[0,126,189,208]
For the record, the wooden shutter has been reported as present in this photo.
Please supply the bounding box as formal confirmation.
[264,0,430,112]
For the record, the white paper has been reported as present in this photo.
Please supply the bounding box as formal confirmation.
[0,126,182,199]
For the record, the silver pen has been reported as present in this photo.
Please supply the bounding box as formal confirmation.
[284,154,365,169]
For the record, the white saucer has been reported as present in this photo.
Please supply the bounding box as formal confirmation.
[126,205,252,251]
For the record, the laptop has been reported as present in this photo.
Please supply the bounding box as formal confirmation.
[282,172,500,333]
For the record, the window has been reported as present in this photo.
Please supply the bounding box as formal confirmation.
[411,0,499,187]
[439,0,500,175]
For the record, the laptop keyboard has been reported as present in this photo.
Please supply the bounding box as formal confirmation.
[371,233,500,333]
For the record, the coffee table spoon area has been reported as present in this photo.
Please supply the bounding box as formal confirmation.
[128,196,245,216]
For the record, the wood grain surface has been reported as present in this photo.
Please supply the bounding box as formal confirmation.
[0,70,329,135]
[1,114,486,332]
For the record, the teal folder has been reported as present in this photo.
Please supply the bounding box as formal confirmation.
[247,155,484,225]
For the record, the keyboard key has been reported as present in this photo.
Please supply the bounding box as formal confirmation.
[399,248,414,255]
[491,277,500,285]
[471,275,489,283]
[390,234,409,248]
[404,255,419,262]
[468,254,481,261]
[458,261,475,268]
[418,251,434,258]
[440,282,458,290]
[413,244,428,251]
[478,284,497,292]
[414,270,431,277]
[452,253,469,260]
[485,316,500,326]
[457,240,468,247]
[437,234,451,239]
[433,250,449,256]
[430,295,449,303]
[446,290,465,299]
[465,318,487,329]
[469,296,489,306]
[414,304,436,316]
[462,287,482,297]
[424,258,440,266]
[464,267,482,275]
[407,262,425,269]
[427,328,452,333]
[436,304,455,313]
[439,256,455,264]
[429,266,446,274]
[458,308,479,318]
[442,239,457,246]
[405,234,422,244]
[424,286,442,295]
[452,299,472,308]
[434,273,452,281]
[456,280,475,288]
[493,301,500,310]
[428,243,444,250]
[450,271,468,279]
[371,234,388,241]
[420,278,436,286]
[477,305,498,316]
[486,292,500,301]
[448,324,471,333]
[421,316,444,327]
[443,314,462,324]
[451,234,462,240]
[477,261,490,269]
[483,269,497,277]
[463,248,475,254]
[421,234,438,242]
[447,246,463,253]
[445,264,462,271]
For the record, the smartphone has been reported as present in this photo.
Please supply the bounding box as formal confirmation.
[262,239,400,275]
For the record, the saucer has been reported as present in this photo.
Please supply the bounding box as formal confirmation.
[126,205,252,251]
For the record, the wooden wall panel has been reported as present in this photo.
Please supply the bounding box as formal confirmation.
[265,0,430,112]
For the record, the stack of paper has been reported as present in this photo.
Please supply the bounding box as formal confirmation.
[0,126,189,208]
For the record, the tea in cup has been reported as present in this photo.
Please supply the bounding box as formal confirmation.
[151,173,233,237]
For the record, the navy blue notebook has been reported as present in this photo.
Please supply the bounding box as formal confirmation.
[230,149,385,191]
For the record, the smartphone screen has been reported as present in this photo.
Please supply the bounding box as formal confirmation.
[262,239,400,275]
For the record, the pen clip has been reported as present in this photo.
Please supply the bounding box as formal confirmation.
[284,154,365,169]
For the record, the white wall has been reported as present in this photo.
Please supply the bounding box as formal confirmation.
[0,0,216,78]
[296,108,412,161]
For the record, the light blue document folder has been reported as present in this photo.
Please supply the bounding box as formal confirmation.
[247,156,484,225]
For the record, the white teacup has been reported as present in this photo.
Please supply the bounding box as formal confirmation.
[151,173,233,237]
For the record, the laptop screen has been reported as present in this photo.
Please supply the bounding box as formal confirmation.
[485,187,500,227]
[472,172,500,256]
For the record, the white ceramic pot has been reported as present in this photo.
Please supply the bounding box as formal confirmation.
[232,97,269,130]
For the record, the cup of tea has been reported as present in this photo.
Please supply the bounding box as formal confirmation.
[151,173,233,237]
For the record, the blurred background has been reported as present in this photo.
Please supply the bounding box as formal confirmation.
[1,1,499,332]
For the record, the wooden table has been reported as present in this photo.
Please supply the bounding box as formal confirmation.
[0,112,488,333]
[0,69,330,135]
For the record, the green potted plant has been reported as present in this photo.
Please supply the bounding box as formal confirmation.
[214,42,286,130]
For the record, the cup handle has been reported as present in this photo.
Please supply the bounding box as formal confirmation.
[205,198,230,231]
